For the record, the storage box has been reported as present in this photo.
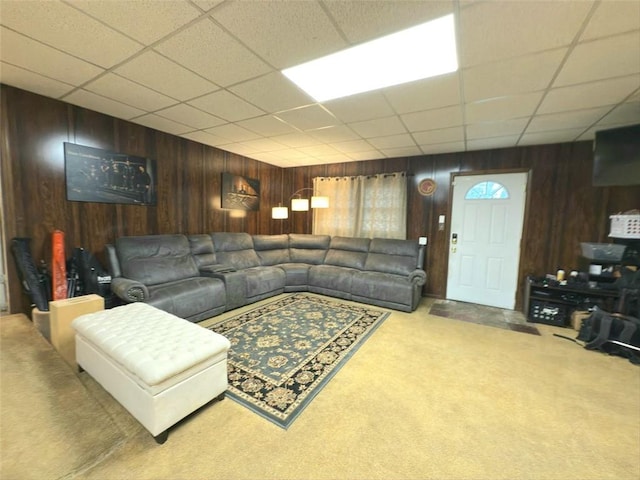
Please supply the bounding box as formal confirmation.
[571,310,591,331]
[580,242,626,261]
[49,294,104,368]
[609,214,640,239]
[529,300,570,327]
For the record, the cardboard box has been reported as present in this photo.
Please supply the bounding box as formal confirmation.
[571,310,591,331]
[49,294,104,368]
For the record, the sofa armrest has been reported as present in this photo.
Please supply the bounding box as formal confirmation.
[111,277,149,302]
[408,269,427,286]
[199,264,237,275]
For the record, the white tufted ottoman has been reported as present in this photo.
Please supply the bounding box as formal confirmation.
[72,302,230,444]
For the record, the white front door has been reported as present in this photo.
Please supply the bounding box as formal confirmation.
[446,172,527,309]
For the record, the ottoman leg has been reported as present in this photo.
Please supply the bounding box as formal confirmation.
[154,430,169,445]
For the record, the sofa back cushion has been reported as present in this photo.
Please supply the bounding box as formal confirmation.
[188,234,217,268]
[211,232,260,269]
[116,234,199,286]
[253,234,290,265]
[288,234,331,264]
[364,238,420,276]
[324,236,370,270]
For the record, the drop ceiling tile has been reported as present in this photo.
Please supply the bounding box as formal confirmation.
[466,118,528,140]
[329,139,376,154]
[348,150,385,161]
[211,0,346,68]
[308,125,360,143]
[519,128,586,146]
[379,145,423,158]
[155,104,226,129]
[597,101,640,127]
[0,62,74,98]
[275,105,339,131]
[580,1,640,41]
[323,91,395,123]
[465,92,543,123]
[367,133,416,150]
[420,141,465,155]
[115,51,218,101]
[0,0,142,68]
[219,143,261,156]
[467,135,520,151]
[71,0,203,45]
[324,0,453,44]
[84,73,177,111]
[349,116,407,138]
[458,1,591,67]
[192,1,224,11]
[182,130,230,147]
[539,75,640,115]
[267,149,310,161]
[154,17,271,87]
[229,72,314,113]
[554,32,640,87]
[384,73,461,114]
[463,48,567,102]
[526,106,612,134]
[236,115,297,137]
[1,27,104,86]
[204,123,261,142]
[133,113,193,135]
[414,126,464,145]
[401,105,463,131]
[297,144,340,157]
[188,90,264,122]
[240,137,287,153]
[63,89,145,119]
[269,133,319,148]
[313,153,352,164]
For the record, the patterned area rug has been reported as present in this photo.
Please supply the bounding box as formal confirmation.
[429,299,540,335]
[207,293,390,429]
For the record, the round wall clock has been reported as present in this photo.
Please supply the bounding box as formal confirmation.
[418,178,437,196]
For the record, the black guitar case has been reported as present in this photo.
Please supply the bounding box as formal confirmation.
[11,237,49,311]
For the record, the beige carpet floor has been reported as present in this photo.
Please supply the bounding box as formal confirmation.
[1,295,639,480]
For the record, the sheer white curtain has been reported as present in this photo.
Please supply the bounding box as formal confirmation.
[312,172,407,239]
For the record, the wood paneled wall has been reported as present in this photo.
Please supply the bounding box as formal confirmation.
[2,85,639,316]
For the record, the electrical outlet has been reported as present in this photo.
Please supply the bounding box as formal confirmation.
[419,236,427,246]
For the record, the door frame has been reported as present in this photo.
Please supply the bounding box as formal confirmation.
[444,168,533,311]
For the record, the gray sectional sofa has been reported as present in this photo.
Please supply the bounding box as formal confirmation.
[106,232,427,322]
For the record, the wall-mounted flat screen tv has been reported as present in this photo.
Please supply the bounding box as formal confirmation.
[592,124,640,187]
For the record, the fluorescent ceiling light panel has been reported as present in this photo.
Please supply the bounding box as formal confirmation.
[282,14,458,102]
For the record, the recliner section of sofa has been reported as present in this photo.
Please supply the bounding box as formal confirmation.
[107,232,426,321]
[106,234,226,322]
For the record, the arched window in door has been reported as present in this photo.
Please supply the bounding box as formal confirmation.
[464,180,509,199]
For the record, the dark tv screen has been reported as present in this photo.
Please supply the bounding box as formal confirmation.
[593,124,640,187]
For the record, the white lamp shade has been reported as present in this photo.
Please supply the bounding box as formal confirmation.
[311,196,329,208]
[291,198,310,211]
[272,206,289,219]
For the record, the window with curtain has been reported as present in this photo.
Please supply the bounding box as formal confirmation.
[312,172,407,239]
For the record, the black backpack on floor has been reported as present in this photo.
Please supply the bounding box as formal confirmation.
[577,307,640,365]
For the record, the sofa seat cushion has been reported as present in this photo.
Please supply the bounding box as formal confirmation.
[308,265,358,299]
[278,263,312,287]
[146,277,226,320]
[351,271,414,306]
[243,266,286,298]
